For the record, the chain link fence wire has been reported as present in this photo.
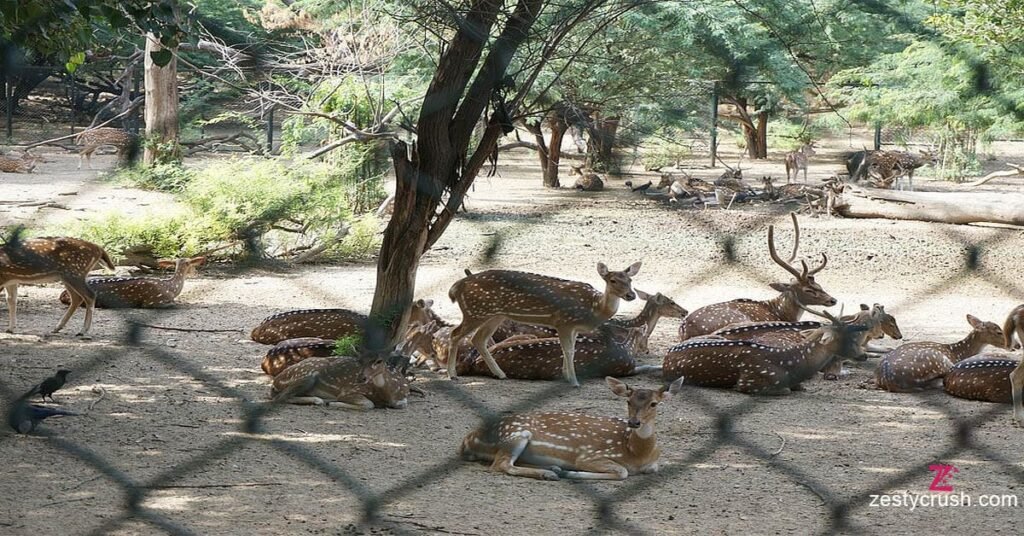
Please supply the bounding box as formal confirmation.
[2,181,1022,534]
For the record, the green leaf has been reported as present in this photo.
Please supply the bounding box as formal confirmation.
[149,49,173,67]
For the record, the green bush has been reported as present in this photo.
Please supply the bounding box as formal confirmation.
[333,335,363,356]
[641,137,692,170]
[111,162,196,192]
[68,212,219,259]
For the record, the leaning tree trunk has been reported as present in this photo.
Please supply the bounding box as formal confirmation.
[542,117,568,187]
[365,0,545,352]
[143,34,179,165]
[586,115,620,171]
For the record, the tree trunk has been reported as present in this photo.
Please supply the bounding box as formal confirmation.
[586,115,619,171]
[754,110,768,159]
[834,188,1024,226]
[143,34,179,165]
[543,118,566,188]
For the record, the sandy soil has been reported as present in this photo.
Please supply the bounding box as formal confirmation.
[1,139,1023,535]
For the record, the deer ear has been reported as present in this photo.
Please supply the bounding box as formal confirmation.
[661,376,684,399]
[635,289,650,301]
[967,314,982,328]
[769,282,790,293]
[625,261,642,276]
[597,262,609,277]
[860,304,869,311]
[605,377,631,397]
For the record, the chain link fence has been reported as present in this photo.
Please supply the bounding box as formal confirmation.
[1,173,1022,534]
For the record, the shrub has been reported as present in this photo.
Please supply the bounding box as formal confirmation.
[111,162,196,192]
[333,335,363,356]
[641,137,692,170]
[67,212,220,260]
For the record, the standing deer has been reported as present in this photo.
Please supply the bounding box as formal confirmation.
[446,262,642,386]
[58,257,204,308]
[679,214,835,341]
[250,299,439,344]
[1,234,115,336]
[460,376,684,480]
[664,305,866,394]
[874,315,1008,392]
[1005,304,1024,425]
[784,144,815,183]
[270,355,411,409]
[409,323,652,380]
[607,289,688,354]
[75,127,140,169]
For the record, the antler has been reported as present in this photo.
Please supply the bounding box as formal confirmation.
[768,213,802,278]
[807,253,828,275]
[796,301,839,324]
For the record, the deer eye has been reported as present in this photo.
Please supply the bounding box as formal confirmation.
[650,402,658,408]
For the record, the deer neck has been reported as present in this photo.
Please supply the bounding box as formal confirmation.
[625,418,658,458]
[786,333,839,375]
[767,291,801,321]
[167,265,188,296]
[595,291,621,323]
[946,332,989,362]
[620,300,658,331]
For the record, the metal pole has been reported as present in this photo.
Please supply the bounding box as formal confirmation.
[266,105,275,153]
[709,81,719,167]
[873,122,881,150]
[5,72,13,140]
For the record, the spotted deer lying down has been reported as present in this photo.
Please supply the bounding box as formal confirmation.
[460,376,684,480]
[270,355,411,409]
[58,257,203,308]
[943,355,1021,403]
[250,299,439,344]
[874,315,1007,392]
[261,337,336,376]
[663,305,866,394]
[406,322,656,380]
[679,213,836,341]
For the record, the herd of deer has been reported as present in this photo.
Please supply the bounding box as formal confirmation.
[3,211,1022,482]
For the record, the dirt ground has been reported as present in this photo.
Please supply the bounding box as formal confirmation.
[1,137,1023,535]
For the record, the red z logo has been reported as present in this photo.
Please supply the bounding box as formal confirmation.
[928,464,958,492]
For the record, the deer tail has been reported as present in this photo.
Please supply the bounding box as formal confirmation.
[101,250,116,271]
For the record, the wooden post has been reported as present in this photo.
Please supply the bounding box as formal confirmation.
[873,123,881,150]
[4,71,12,140]
[709,81,719,167]
[266,104,275,153]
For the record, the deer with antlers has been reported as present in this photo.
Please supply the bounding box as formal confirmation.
[57,257,204,308]
[445,262,642,387]
[678,214,835,341]
[460,376,684,480]
[874,315,1008,392]
[1,233,115,337]
[664,305,865,394]
[250,299,440,345]
[270,353,413,409]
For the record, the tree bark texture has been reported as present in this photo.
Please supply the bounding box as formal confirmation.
[834,188,1024,227]
[143,34,179,165]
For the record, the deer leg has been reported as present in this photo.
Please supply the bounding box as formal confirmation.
[558,329,580,387]
[490,432,560,481]
[326,395,375,410]
[470,317,508,379]
[4,283,17,333]
[54,288,84,334]
[63,277,96,337]
[282,396,327,406]
[1010,361,1024,425]
[553,458,629,480]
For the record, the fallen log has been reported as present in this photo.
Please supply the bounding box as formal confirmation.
[834,187,1024,227]
[964,163,1024,187]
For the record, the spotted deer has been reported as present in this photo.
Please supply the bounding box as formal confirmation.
[664,305,866,394]
[943,354,1020,404]
[409,322,652,380]
[821,303,902,379]
[270,354,411,409]
[569,165,604,192]
[58,257,203,308]
[1,234,115,336]
[0,152,40,173]
[1005,304,1024,424]
[874,315,1008,392]
[446,262,642,386]
[460,376,684,480]
[75,127,139,169]
[261,337,336,376]
[250,299,439,344]
[784,144,815,183]
[679,213,835,341]
[846,149,935,191]
[607,289,688,354]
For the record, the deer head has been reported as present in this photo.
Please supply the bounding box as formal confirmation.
[606,376,684,429]
[767,214,836,308]
[966,314,1010,349]
[597,261,642,302]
